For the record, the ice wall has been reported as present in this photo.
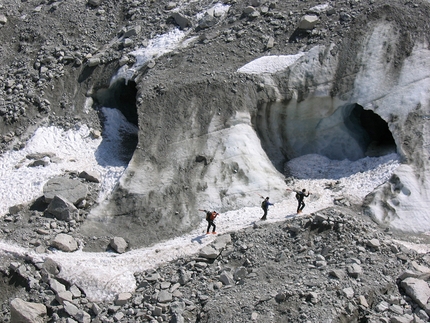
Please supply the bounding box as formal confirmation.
[243,22,430,233]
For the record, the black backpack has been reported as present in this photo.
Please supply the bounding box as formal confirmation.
[206,211,212,221]
[295,192,301,200]
[261,200,266,209]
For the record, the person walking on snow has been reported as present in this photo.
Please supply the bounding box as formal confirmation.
[260,196,274,220]
[287,188,310,214]
[200,209,218,234]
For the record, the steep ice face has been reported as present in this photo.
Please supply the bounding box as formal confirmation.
[238,22,430,233]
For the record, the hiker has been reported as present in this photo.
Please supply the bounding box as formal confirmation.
[287,188,310,214]
[260,196,274,221]
[200,209,218,234]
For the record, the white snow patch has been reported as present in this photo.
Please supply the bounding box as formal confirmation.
[113,28,187,83]
[0,108,136,216]
[237,53,305,74]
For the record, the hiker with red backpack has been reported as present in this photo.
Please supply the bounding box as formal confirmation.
[199,209,219,234]
[287,188,310,214]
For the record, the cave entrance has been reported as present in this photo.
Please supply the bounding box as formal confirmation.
[255,101,397,177]
[93,80,139,166]
[94,79,138,126]
[351,104,396,157]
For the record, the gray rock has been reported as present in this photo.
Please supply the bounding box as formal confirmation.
[157,290,173,303]
[233,266,247,281]
[63,300,79,317]
[78,170,100,183]
[165,2,177,10]
[178,270,190,285]
[69,285,82,298]
[114,292,132,306]
[45,195,79,221]
[56,290,73,305]
[171,12,192,29]
[88,0,103,7]
[329,269,346,280]
[88,56,101,67]
[9,203,25,215]
[75,310,91,323]
[43,178,88,205]
[43,258,61,275]
[49,278,66,294]
[10,298,47,323]
[219,271,234,286]
[298,15,319,30]
[342,287,354,299]
[109,237,128,254]
[212,234,232,251]
[347,263,362,278]
[389,314,414,323]
[0,14,7,25]
[51,233,78,252]
[266,36,275,49]
[199,245,219,259]
[400,277,430,308]
[28,159,49,167]
[197,13,217,29]
[367,238,381,249]
[123,25,142,38]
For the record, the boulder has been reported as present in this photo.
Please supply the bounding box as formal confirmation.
[10,298,47,323]
[400,277,430,308]
[171,12,192,29]
[49,278,66,294]
[199,245,219,259]
[109,237,128,254]
[45,195,79,221]
[43,177,88,205]
[51,233,78,252]
[298,15,319,30]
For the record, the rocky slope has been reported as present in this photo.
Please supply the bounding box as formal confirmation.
[2,204,430,322]
[2,0,430,322]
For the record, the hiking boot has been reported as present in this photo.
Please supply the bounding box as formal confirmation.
[212,232,217,234]
[206,232,210,234]
[261,217,267,220]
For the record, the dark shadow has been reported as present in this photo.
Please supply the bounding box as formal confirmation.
[191,234,207,244]
[29,196,48,212]
[78,65,97,83]
[285,214,297,219]
[288,29,310,43]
